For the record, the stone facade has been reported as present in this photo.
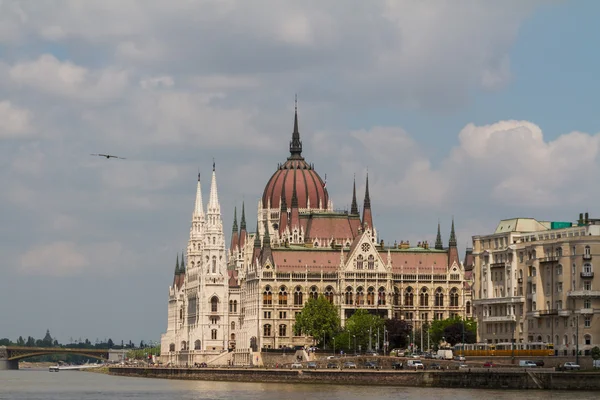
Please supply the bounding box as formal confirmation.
[472,214,600,355]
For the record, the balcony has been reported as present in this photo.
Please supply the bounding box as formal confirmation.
[473,296,524,305]
[539,256,558,263]
[490,262,507,269]
[526,311,540,318]
[581,271,594,279]
[580,308,594,315]
[539,309,558,316]
[483,315,516,322]
[583,253,592,260]
[568,290,600,298]
[558,309,572,317]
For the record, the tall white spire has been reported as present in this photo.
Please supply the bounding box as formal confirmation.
[208,160,220,214]
[194,172,204,217]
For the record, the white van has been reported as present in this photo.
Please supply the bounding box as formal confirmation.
[593,359,600,369]
[407,360,424,370]
[519,360,537,367]
[437,349,453,360]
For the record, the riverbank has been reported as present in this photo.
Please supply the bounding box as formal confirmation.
[108,366,600,390]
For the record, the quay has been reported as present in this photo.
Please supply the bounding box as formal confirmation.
[108,366,600,390]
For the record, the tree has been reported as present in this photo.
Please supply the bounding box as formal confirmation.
[26,336,35,347]
[17,336,25,346]
[294,295,340,345]
[429,317,476,346]
[108,338,114,348]
[591,346,600,360]
[385,318,412,350]
[0,338,11,346]
[344,309,385,352]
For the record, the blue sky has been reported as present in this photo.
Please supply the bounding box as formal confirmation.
[1,0,600,345]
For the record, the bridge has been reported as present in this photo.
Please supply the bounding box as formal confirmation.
[0,345,109,370]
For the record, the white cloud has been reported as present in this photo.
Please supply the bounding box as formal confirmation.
[139,76,174,90]
[20,241,89,276]
[0,100,32,138]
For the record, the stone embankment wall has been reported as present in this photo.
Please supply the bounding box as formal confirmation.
[109,367,600,390]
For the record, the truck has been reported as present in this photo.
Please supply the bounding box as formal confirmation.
[558,362,581,371]
[436,349,453,360]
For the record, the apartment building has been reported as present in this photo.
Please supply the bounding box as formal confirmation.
[472,213,599,356]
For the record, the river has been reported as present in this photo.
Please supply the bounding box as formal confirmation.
[0,369,597,400]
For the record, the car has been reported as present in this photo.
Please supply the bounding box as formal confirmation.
[558,362,581,371]
[454,355,466,361]
[392,362,403,370]
[483,361,495,368]
[326,355,336,360]
[458,364,469,370]
[429,363,442,370]
[307,362,317,369]
[534,360,545,367]
[291,363,303,369]
[407,360,424,370]
[364,361,379,370]
[326,363,338,369]
[343,362,357,369]
[365,351,378,356]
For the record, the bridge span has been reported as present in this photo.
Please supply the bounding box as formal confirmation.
[0,346,109,370]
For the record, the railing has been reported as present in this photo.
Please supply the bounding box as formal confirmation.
[583,253,592,260]
[567,290,600,297]
[539,256,558,263]
[490,262,506,268]
[581,271,594,278]
[539,309,558,316]
[482,315,516,322]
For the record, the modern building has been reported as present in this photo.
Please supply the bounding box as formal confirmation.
[472,213,600,355]
[161,106,471,366]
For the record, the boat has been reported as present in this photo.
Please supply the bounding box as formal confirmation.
[48,366,60,372]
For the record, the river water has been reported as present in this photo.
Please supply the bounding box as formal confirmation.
[0,369,597,400]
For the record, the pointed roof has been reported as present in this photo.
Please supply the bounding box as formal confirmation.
[363,173,371,209]
[289,95,302,158]
[174,254,179,276]
[208,162,220,212]
[254,220,261,248]
[240,202,246,231]
[180,251,185,273]
[232,206,238,233]
[280,179,288,211]
[194,172,204,217]
[435,221,443,250]
[449,218,457,247]
[263,220,271,247]
[290,167,299,208]
[350,175,358,215]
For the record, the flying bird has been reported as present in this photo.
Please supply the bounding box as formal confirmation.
[90,154,126,160]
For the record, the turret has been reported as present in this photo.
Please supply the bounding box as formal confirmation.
[230,206,239,251]
[447,217,460,268]
[279,182,289,236]
[238,202,247,249]
[290,167,300,232]
[289,95,302,159]
[435,221,443,250]
[260,221,274,266]
[350,175,359,215]
[362,173,373,231]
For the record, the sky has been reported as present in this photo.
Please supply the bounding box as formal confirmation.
[1,0,599,345]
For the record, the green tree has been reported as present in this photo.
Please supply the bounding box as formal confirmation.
[107,338,114,348]
[385,318,411,350]
[344,309,385,352]
[26,336,35,347]
[17,336,25,346]
[591,346,600,360]
[294,295,340,345]
[0,338,11,346]
[429,317,476,346]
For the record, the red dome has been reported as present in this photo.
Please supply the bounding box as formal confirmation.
[262,158,328,210]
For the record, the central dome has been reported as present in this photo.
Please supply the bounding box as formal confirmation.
[261,106,329,210]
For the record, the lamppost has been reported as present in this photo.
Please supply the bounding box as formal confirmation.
[353,335,357,356]
[333,337,335,356]
[576,315,580,365]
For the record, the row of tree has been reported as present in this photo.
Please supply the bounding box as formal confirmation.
[294,295,477,352]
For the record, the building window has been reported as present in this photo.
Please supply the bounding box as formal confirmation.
[557,265,562,275]
[264,311,271,319]
[294,286,303,305]
[211,296,218,312]
[450,288,459,307]
[584,316,591,328]
[585,335,592,345]
[210,317,218,324]
[233,300,237,312]
[263,286,272,305]
[367,287,375,305]
[356,255,364,270]
[325,286,334,303]
[263,324,271,336]
[229,300,233,312]
[356,287,365,305]
[345,287,353,305]
[584,281,592,290]
[557,282,563,292]
[519,252,524,263]
[435,288,444,307]
[404,287,414,306]
[393,287,400,306]
[585,246,591,256]
[279,311,287,319]
[279,324,287,337]
[378,287,386,305]
[194,340,201,350]
[419,287,429,307]
[231,322,235,330]
[584,299,591,309]
[211,329,217,340]
[169,343,175,352]
[309,286,319,300]
[212,256,217,273]
[466,301,471,314]
[367,255,375,270]
[278,286,288,306]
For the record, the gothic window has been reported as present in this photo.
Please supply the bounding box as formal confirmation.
[263,324,271,336]
[211,329,217,340]
[309,286,319,300]
[393,287,399,306]
[450,288,459,307]
[169,343,175,352]
[181,341,187,350]
[180,308,183,320]
[361,243,370,252]
[378,287,386,305]
[279,324,287,337]
[435,287,444,307]
[368,255,375,270]
[212,256,217,273]
[294,286,303,306]
[229,300,233,312]
[419,287,429,307]
[231,333,236,341]
[278,286,288,305]
[585,334,592,345]
[345,287,353,305]
[466,301,471,314]
[366,287,375,305]
[356,286,364,305]
[404,287,414,306]
[231,321,235,330]
[263,286,273,306]
[233,300,238,312]
[324,286,334,303]
[194,340,201,350]
[211,296,218,312]
[356,255,364,270]
[213,237,216,245]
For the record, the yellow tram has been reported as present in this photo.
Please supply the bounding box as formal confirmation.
[454,342,554,357]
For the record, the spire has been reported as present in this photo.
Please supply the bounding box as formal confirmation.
[263,220,271,248]
[254,220,261,248]
[291,167,299,208]
[180,251,185,273]
[231,206,239,250]
[193,172,204,217]
[240,202,246,231]
[207,162,220,213]
[435,221,443,250]
[289,95,302,158]
[232,207,238,233]
[174,254,180,276]
[280,179,288,211]
[364,173,371,209]
[362,173,373,230]
[449,217,457,247]
[350,174,358,215]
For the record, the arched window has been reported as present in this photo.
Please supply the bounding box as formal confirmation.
[345,287,353,305]
[356,287,364,305]
[367,287,375,305]
[231,321,235,330]
[263,324,271,336]
[279,324,287,337]
[325,286,334,303]
[585,334,592,345]
[229,300,233,312]
[231,333,236,341]
[211,329,217,340]
[420,287,429,307]
[294,286,303,306]
[233,300,237,312]
[212,256,217,273]
[435,287,444,307]
[194,340,201,350]
[169,343,175,352]
[181,341,187,350]
[450,288,459,307]
[309,286,319,300]
[393,287,399,306]
[585,245,591,256]
[211,296,218,312]
[466,301,471,314]
[368,255,375,270]
[263,286,272,306]
[563,335,568,345]
[279,286,288,305]
[356,255,364,269]
[378,287,386,305]
[404,287,414,306]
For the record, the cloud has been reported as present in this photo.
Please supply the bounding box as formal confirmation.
[0,100,32,138]
[20,241,89,276]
